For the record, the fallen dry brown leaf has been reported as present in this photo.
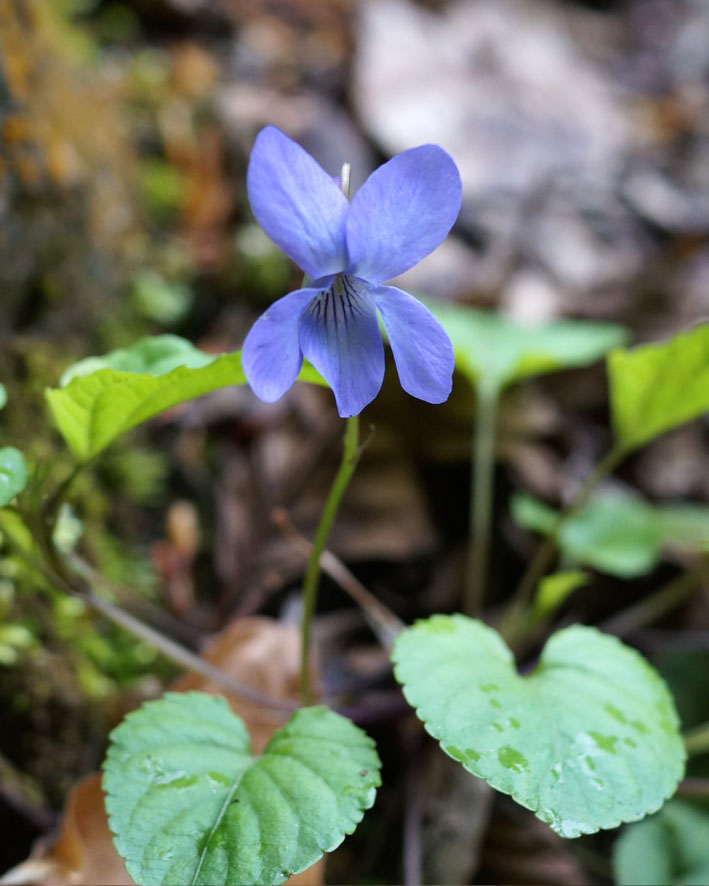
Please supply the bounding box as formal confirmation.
[4,617,322,886]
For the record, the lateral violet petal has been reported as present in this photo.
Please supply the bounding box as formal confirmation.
[299,277,384,417]
[373,285,454,403]
[242,287,319,402]
[247,126,350,279]
[346,144,462,284]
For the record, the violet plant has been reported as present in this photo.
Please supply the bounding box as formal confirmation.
[2,126,709,885]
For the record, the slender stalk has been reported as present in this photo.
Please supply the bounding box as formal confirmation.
[678,778,709,797]
[300,414,360,704]
[684,722,709,757]
[601,557,709,637]
[273,507,404,649]
[42,462,84,527]
[465,382,500,615]
[502,443,627,642]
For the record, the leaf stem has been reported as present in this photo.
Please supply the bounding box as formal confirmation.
[300,414,361,704]
[684,721,709,757]
[601,556,709,637]
[465,382,500,615]
[502,443,627,641]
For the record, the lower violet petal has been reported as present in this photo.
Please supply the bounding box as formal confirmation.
[373,285,455,404]
[299,277,384,417]
[242,287,320,402]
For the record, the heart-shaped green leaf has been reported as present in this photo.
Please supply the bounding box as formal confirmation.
[393,615,684,838]
[0,447,28,506]
[608,323,709,451]
[425,303,627,391]
[103,692,380,886]
[513,490,709,578]
[46,335,324,461]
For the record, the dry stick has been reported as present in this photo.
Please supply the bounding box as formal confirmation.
[677,778,709,797]
[2,524,298,712]
[85,591,298,711]
[273,507,404,650]
[68,552,202,646]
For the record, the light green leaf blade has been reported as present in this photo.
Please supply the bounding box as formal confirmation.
[426,303,627,390]
[656,504,709,554]
[58,334,216,385]
[46,335,324,461]
[513,490,660,578]
[613,800,709,886]
[0,383,7,410]
[608,323,709,451]
[0,447,28,506]
[533,570,589,619]
[103,692,381,886]
[513,490,708,577]
[393,615,684,838]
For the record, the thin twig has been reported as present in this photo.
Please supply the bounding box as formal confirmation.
[677,778,709,797]
[68,552,202,646]
[84,591,298,711]
[0,521,298,712]
[273,507,404,650]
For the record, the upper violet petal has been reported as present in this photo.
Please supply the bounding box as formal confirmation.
[247,126,350,279]
[373,285,454,403]
[299,277,384,417]
[242,286,320,402]
[346,144,462,284]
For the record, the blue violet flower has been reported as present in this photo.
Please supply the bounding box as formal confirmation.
[242,125,461,417]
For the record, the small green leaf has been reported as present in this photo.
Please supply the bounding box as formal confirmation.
[59,334,215,384]
[393,615,684,838]
[0,383,7,410]
[426,303,627,390]
[131,270,192,324]
[613,800,709,886]
[0,447,28,506]
[46,335,324,461]
[513,490,709,578]
[608,323,709,451]
[103,692,381,886]
[533,571,589,619]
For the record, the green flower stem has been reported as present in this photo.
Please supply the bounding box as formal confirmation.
[300,414,360,704]
[684,722,709,757]
[465,381,500,615]
[501,443,628,643]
